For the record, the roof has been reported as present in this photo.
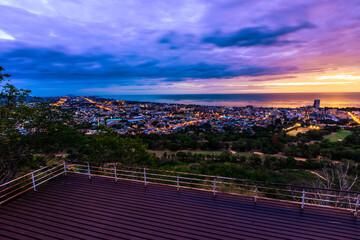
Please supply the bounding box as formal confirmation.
[0,173,359,239]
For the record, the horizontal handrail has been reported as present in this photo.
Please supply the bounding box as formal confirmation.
[0,172,33,188]
[0,175,32,193]
[68,162,360,216]
[35,171,65,187]
[0,186,33,205]
[70,162,360,194]
[0,182,33,199]
[0,161,67,205]
[33,165,63,178]
[2,161,359,217]
[30,163,60,175]
[0,163,58,188]
[34,167,64,183]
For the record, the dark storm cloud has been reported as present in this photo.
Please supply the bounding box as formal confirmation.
[202,22,315,47]
[0,48,297,84]
[158,31,198,50]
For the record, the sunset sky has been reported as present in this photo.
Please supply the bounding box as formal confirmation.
[1,0,360,96]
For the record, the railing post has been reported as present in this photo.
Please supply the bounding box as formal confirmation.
[254,185,258,203]
[213,177,216,197]
[63,160,67,175]
[177,175,180,191]
[31,172,36,191]
[354,194,360,217]
[301,189,306,209]
[144,168,147,187]
[114,165,118,182]
[87,162,91,179]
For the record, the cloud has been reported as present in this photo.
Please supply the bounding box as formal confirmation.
[157,31,198,50]
[202,22,315,47]
[317,75,360,80]
[250,76,297,82]
[158,31,177,44]
[264,82,354,86]
[0,29,15,40]
[1,0,360,95]
[0,48,298,85]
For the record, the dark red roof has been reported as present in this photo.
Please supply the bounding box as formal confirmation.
[0,173,359,239]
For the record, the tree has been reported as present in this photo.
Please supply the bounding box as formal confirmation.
[311,162,358,208]
[207,135,222,150]
[316,162,358,191]
[0,66,73,183]
[248,154,262,166]
[87,129,155,167]
[219,151,231,162]
[0,68,32,134]
[0,67,33,183]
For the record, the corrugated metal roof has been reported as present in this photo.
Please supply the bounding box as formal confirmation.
[0,173,359,239]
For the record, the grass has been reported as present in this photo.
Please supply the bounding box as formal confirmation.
[324,130,353,142]
[277,169,319,185]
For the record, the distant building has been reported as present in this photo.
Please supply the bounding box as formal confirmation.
[313,99,320,108]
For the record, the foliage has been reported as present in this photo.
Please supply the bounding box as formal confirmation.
[0,67,33,183]
[0,66,156,183]
[87,129,155,167]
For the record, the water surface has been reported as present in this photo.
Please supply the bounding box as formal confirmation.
[106,93,360,108]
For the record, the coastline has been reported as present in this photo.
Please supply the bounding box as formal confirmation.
[100,92,360,108]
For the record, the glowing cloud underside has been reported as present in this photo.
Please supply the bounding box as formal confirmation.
[317,75,360,80]
[0,29,15,40]
[265,82,355,86]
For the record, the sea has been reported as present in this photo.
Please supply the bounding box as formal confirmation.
[105,92,360,108]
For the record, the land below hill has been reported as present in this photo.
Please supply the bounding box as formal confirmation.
[324,130,353,142]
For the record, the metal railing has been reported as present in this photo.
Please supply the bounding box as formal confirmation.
[0,161,66,205]
[1,161,359,217]
[68,162,360,217]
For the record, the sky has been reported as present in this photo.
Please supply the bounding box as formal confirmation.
[1,0,360,96]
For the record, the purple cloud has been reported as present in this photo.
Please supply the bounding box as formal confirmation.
[202,22,315,47]
[0,0,359,95]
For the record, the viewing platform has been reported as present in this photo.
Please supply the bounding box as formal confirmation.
[0,163,359,239]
